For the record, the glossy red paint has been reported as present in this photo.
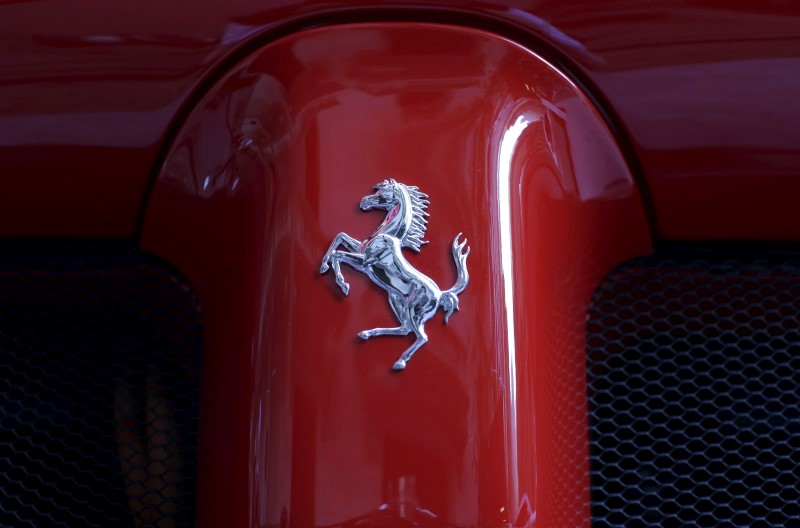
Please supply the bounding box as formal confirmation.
[141,24,651,526]
[4,1,800,238]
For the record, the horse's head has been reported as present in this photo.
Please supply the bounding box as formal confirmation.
[360,179,401,211]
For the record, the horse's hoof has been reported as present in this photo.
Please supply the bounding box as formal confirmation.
[392,359,406,371]
[357,331,369,340]
[340,282,350,296]
[320,262,329,273]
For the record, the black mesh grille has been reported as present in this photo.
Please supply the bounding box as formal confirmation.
[0,249,202,527]
[587,252,800,528]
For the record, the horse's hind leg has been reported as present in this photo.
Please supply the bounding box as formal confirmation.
[359,294,409,339]
[392,324,428,371]
[358,326,410,340]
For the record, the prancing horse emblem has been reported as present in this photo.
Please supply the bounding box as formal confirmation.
[320,179,470,370]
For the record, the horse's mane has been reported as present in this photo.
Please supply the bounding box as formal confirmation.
[398,182,430,252]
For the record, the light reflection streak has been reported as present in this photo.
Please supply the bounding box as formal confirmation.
[498,114,532,512]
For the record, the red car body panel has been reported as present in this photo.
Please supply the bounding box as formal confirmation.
[141,23,650,526]
[1,1,800,238]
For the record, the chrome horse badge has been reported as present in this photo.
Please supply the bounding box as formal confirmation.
[320,179,470,370]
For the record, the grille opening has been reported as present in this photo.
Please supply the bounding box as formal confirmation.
[0,250,202,527]
[587,252,800,528]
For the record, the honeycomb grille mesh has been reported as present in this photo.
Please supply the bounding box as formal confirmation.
[587,252,800,527]
[0,250,202,527]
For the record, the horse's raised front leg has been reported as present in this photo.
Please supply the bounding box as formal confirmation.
[392,322,428,371]
[328,250,365,296]
[320,233,360,273]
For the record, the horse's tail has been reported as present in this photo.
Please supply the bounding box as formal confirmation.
[441,233,470,324]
